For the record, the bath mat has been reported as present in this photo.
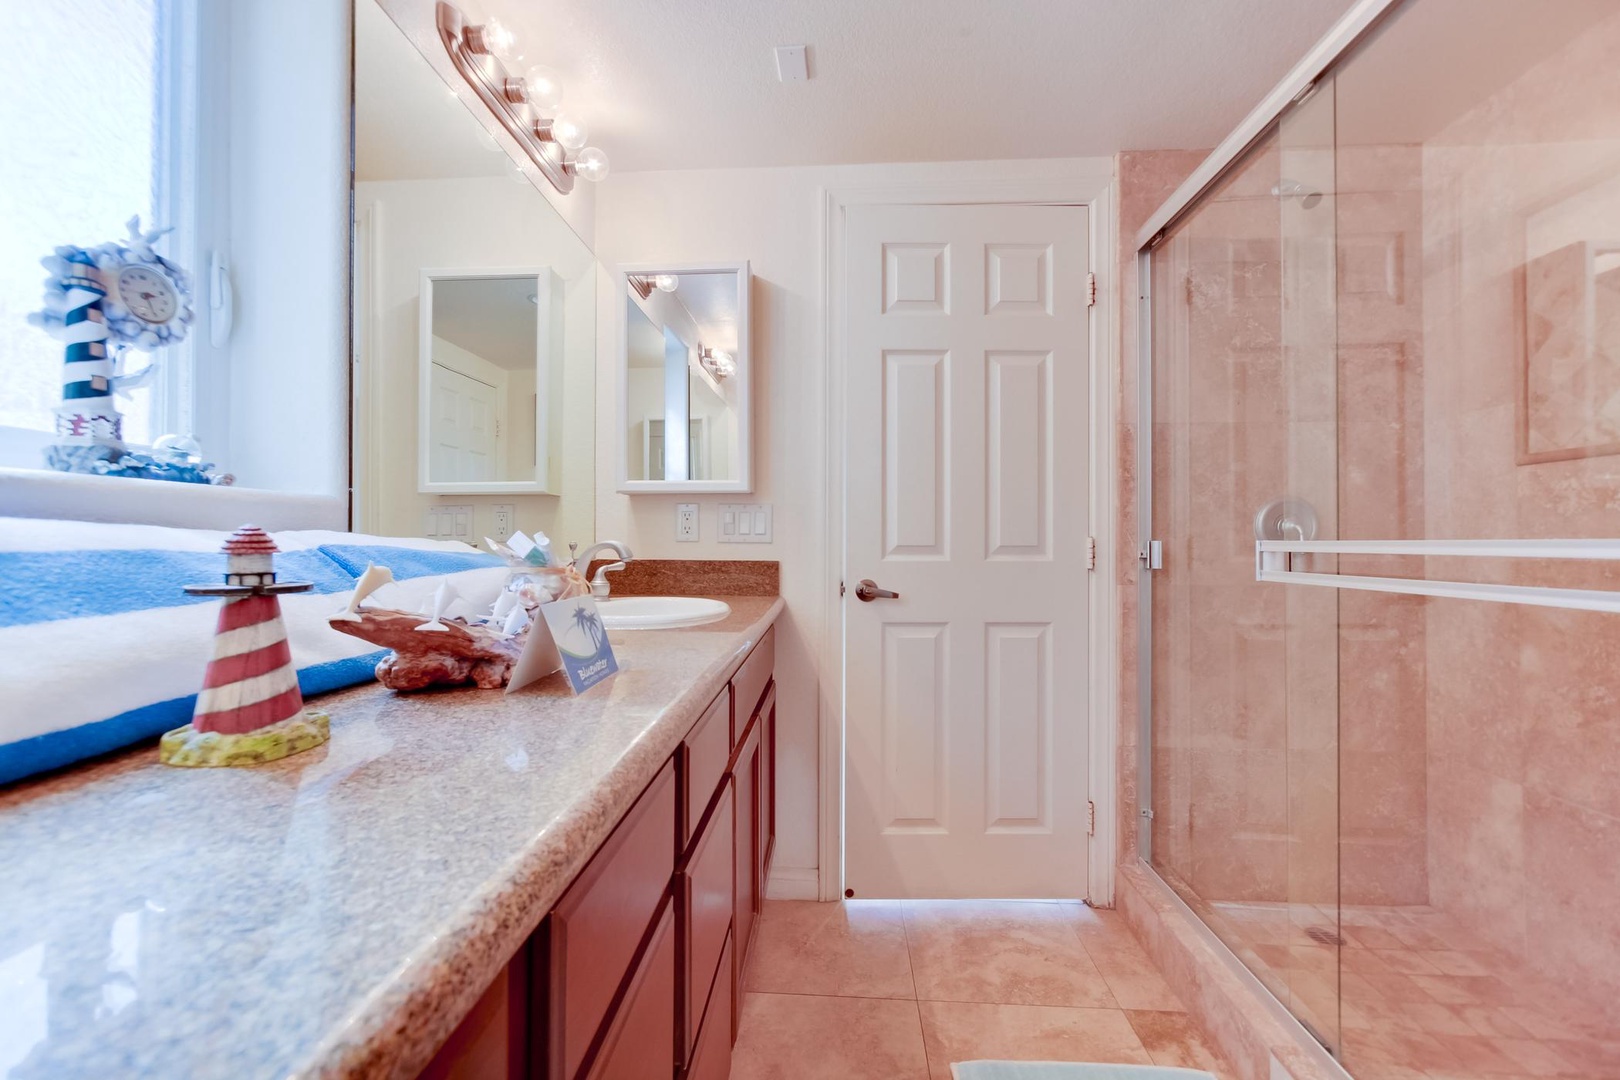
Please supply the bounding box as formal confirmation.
[952,1063,1217,1080]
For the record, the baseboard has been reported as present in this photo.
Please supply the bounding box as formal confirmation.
[764,865,819,900]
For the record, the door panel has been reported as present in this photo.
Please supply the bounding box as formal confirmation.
[845,202,1090,898]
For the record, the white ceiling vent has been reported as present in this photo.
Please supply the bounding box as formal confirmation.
[774,45,809,83]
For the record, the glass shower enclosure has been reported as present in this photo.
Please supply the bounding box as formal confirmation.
[1136,0,1620,1075]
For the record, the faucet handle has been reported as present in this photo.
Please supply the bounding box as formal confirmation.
[590,561,626,598]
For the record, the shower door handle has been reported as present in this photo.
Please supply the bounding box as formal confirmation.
[855,579,900,602]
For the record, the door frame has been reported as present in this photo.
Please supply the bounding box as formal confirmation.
[818,166,1120,904]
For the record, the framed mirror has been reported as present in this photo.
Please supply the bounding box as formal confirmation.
[419,268,561,492]
[617,263,751,493]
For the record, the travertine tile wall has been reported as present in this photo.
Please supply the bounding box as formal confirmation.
[1415,8,1620,1016]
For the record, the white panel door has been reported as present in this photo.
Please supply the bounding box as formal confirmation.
[845,202,1090,898]
[430,362,500,482]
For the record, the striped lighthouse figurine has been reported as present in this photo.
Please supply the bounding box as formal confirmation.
[45,252,127,471]
[160,525,332,768]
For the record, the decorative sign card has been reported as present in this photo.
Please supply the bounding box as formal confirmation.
[505,595,618,695]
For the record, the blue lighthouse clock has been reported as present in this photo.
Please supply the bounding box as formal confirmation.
[30,216,222,483]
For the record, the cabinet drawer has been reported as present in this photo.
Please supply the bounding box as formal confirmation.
[680,687,731,850]
[687,934,733,1080]
[544,760,677,1080]
[680,781,734,1061]
[584,900,677,1080]
[730,625,775,741]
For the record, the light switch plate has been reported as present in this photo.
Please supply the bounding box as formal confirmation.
[491,504,515,542]
[718,503,773,543]
[426,504,474,542]
[675,503,700,542]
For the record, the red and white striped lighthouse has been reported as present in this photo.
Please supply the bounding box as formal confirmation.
[162,524,330,767]
[193,527,305,735]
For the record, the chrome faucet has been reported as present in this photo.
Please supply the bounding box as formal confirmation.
[574,541,634,598]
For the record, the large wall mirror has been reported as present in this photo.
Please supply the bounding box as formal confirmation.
[353,0,596,546]
[618,264,752,493]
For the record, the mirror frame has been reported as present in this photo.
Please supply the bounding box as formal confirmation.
[616,261,752,494]
[417,266,559,495]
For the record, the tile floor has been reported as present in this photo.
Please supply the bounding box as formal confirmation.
[1205,900,1620,1080]
[730,898,1234,1080]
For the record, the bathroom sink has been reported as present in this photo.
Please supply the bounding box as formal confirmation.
[597,596,731,630]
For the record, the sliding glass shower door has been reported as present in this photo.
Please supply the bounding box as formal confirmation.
[1145,76,1344,1054]
[1142,1,1620,1075]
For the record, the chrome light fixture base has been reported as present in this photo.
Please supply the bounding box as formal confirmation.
[437,0,584,195]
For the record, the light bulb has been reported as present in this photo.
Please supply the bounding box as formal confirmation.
[711,352,736,378]
[654,274,678,293]
[523,65,565,111]
[571,147,610,182]
[479,17,520,63]
[550,113,589,152]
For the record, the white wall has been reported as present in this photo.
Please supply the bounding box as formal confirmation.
[593,157,1112,882]
[356,175,596,548]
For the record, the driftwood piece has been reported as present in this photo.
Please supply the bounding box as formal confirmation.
[328,608,524,691]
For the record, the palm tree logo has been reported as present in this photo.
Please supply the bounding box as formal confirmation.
[569,602,607,657]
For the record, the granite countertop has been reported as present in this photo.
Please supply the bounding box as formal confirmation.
[0,595,783,1080]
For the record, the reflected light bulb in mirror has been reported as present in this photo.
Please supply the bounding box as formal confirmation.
[710,352,737,378]
[550,114,589,152]
[571,146,610,182]
[524,65,565,111]
[655,274,679,293]
[480,18,520,63]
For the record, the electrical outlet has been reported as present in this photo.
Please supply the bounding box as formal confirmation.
[718,503,773,543]
[675,503,700,542]
[491,504,515,542]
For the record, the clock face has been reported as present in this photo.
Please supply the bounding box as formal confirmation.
[116,265,179,325]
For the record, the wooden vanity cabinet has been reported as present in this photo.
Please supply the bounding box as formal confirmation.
[421,627,775,1080]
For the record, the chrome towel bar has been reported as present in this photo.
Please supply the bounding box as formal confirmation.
[1255,538,1620,614]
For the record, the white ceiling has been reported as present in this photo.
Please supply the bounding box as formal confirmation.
[356,0,509,181]
[471,0,1360,171]
[432,276,537,369]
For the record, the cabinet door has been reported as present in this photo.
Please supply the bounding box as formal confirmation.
[543,761,677,1080]
[759,682,776,888]
[731,715,762,1040]
[686,934,733,1080]
[418,946,527,1080]
[584,900,678,1080]
[680,781,734,1063]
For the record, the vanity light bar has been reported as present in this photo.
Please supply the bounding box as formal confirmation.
[435,1,608,195]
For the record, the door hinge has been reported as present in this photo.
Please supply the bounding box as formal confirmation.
[1087,799,1096,837]
[1086,535,1097,571]
[839,580,846,598]
[1086,271,1097,308]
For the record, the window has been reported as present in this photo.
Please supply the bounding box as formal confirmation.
[2,0,197,467]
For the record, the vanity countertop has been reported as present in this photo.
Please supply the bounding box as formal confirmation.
[0,595,783,1080]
